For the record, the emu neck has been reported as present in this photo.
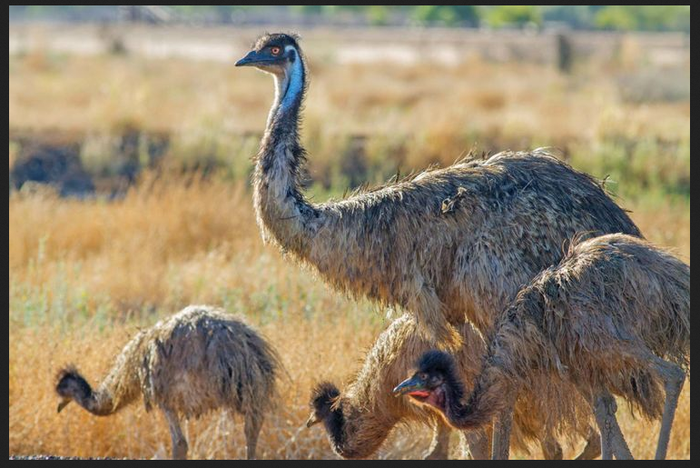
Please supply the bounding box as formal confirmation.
[443,385,483,429]
[441,364,506,430]
[267,55,303,126]
[276,50,305,116]
[254,50,320,257]
[79,365,140,416]
[322,397,396,459]
[73,384,118,416]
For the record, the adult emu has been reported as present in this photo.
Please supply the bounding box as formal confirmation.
[395,234,689,460]
[236,33,641,346]
[55,305,281,460]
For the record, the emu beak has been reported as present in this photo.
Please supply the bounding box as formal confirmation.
[392,376,426,397]
[305,412,320,428]
[57,399,71,413]
[235,50,264,67]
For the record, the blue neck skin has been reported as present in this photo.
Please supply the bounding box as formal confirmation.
[278,47,305,114]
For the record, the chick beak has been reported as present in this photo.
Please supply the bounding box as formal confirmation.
[392,376,425,396]
[57,399,71,413]
[305,412,321,428]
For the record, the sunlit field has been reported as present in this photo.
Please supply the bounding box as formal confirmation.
[9,24,689,459]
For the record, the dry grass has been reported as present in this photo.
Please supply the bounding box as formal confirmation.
[8,175,689,459]
[9,27,689,459]
[10,322,689,460]
[9,42,690,184]
[9,45,690,142]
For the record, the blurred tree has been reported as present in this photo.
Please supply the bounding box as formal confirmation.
[542,6,594,29]
[483,6,543,28]
[595,6,689,32]
[595,6,638,31]
[290,5,324,15]
[8,5,691,32]
[412,6,479,27]
[367,6,390,26]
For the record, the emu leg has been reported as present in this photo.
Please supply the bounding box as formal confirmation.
[652,357,686,460]
[540,435,563,460]
[163,407,188,460]
[463,429,490,460]
[594,394,614,459]
[574,425,602,460]
[594,392,633,460]
[424,419,451,459]
[244,412,263,460]
[491,407,514,460]
[609,416,633,459]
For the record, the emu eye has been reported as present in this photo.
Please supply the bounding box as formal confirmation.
[270,46,281,56]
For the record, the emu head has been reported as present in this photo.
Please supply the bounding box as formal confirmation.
[235,32,302,78]
[306,381,341,428]
[393,350,458,413]
[55,366,91,413]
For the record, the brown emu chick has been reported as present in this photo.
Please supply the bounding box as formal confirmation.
[395,234,689,460]
[308,314,600,459]
[236,33,641,346]
[55,305,281,460]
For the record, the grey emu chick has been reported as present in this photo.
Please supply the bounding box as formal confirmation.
[55,305,281,460]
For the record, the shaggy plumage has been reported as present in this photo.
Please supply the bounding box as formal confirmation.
[308,314,599,459]
[399,234,689,459]
[55,305,281,460]
[242,33,642,347]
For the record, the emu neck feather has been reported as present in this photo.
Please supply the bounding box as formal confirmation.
[324,399,397,459]
[81,389,118,416]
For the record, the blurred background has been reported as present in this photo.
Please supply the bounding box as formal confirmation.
[9,6,690,460]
